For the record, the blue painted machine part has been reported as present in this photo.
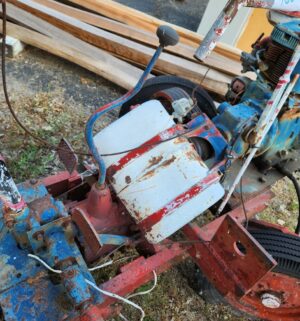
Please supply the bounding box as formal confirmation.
[98,233,132,246]
[0,180,103,320]
[187,113,228,162]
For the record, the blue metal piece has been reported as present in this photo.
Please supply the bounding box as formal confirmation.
[0,180,103,321]
[85,45,163,186]
[187,113,228,162]
[213,58,300,163]
[98,233,131,246]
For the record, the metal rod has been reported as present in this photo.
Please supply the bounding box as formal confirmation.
[195,0,300,61]
[194,0,242,61]
[217,44,300,214]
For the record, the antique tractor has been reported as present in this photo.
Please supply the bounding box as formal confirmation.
[1,0,300,320]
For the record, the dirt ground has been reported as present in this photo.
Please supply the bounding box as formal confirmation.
[0,1,299,320]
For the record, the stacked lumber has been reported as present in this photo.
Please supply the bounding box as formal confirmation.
[2,0,244,98]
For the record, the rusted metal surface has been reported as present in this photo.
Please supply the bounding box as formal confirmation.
[183,215,276,297]
[42,171,82,197]
[195,0,300,61]
[226,272,300,321]
[194,0,244,61]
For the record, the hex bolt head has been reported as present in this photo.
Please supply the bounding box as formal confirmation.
[261,293,281,309]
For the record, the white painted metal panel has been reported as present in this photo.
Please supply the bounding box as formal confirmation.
[93,100,175,168]
[95,101,225,243]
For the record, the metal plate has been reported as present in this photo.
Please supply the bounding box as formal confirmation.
[57,138,78,174]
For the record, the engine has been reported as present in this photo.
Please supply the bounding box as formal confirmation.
[215,20,300,171]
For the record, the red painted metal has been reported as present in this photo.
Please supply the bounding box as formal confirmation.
[73,185,132,234]
[183,215,276,297]
[107,124,184,174]
[69,242,188,321]
[226,272,300,321]
[39,170,300,321]
[138,171,220,231]
[42,171,82,197]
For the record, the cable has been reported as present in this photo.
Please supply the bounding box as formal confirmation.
[119,313,129,321]
[27,254,62,274]
[27,254,146,321]
[88,256,137,272]
[100,127,195,157]
[85,279,146,321]
[127,271,157,299]
[0,6,203,170]
[1,1,90,156]
[88,260,113,272]
[276,166,300,235]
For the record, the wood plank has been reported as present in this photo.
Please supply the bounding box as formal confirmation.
[8,0,232,97]
[67,0,242,62]
[0,15,145,90]
[32,0,243,77]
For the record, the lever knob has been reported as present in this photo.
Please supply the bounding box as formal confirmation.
[156,25,179,47]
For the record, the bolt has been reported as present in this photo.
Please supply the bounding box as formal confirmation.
[30,179,38,185]
[33,231,44,241]
[5,220,14,229]
[261,293,281,309]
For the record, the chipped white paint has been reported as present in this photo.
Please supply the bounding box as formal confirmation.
[95,101,224,243]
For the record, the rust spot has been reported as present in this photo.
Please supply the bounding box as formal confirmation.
[141,169,156,180]
[134,210,142,220]
[280,108,300,121]
[146,155,163,169]
[174,137,186,144]
[186,150,199,161]
[125,176,131,184]
[27,271,47,285]
[28,195,57,223]
[160,155,176,167]
[140,155,177,181]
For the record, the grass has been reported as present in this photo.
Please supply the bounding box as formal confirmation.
[0,92,88,182]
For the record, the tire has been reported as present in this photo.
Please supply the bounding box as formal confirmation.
[197,227,300,319]
[119,75,218,119]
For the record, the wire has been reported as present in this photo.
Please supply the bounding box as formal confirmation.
[100,127,195,157]
[85,279,146,321]
[119,314,129,321]
[27,253,147,321]
[88,256,137,272]
[1,1,90,156]
[88,260,114,272]
[127,271,157,299]
[0,6,205,168]
[27,254,62,274]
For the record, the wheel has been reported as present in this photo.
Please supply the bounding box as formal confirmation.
[119,75,218,119]
[198,227,300,321]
